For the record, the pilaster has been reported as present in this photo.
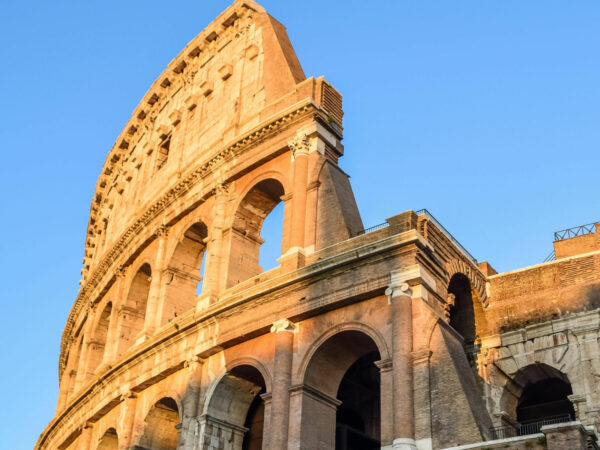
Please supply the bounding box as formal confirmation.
[269,318,296,450]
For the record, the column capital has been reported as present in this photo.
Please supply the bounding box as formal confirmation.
[184,355,204,371]
[119,390,137,402]
[155,224,169,238]
[387,264,437,301]
[385,282,412,301]
[270,318,296,333]
[288,133,310,160]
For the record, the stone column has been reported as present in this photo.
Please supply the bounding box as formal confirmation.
[182,357,203,450]
[118,391,138,450]
[289,135,310,251]
[107,266,129,361]
[141,225,168,339]
[77,422,94,450]
[386,282,417,450]
[376,359,394,446]
[74,305,96,390]
[203,182,228,296]
[100,296,121,368]
[269,319,295,450]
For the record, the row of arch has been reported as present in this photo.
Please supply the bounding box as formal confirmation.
[61,179,287,406]
[81,328,576,450]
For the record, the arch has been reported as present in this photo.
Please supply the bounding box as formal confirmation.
[86,301,113,375]
[446,272,490,368]
[96,427,118,450]
[226,178,286,287]
[160,222,208,327]
[117,263,151,356]
[60,329,85,405]
[296,321,390,387]
[447,258,487,304]
[501,363,576,427]
[298,328,383,450]
[201,364,267,450]
[225,356,273,394]
[138,397,180,450]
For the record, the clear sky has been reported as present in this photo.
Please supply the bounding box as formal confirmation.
[1,1,599,448]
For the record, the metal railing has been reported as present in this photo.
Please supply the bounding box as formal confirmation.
[555,222,597,241]
[489,414,573,440]
[543,250,556,263]
[416,209,478,264]
[355,222,389,236]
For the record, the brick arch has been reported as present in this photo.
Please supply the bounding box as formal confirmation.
[141,389,184,422]
[136,394,181,450]
[200,363,268,447]
[225,176,287,287]
[499,362,577,423]
[295,321,390,392]
[446,258,487,305]
[159,221,209,327]
[225,356,273,393]
[95,426,118,450]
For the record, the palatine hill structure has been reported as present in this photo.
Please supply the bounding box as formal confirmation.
[37,2,600,449]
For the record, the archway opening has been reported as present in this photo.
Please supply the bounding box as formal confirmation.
[87,302,112,375]
[501,363,575,435]
[203,364,267,450]
[448,273,478,366]
[512,364,575,427]
[336,352,381,450]
[227,179,285,287]
[96,428,118,450]
[162,222,208,327]
[118,263,151,355]
[302,330,382,450]
[138,397,180,450]
[259,200,284,272]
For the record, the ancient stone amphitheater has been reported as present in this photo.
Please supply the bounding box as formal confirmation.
[38,1,600,450]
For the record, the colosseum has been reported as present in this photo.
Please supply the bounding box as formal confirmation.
[37,1,600,449]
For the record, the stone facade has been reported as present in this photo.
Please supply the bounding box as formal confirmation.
[37,1,600,450]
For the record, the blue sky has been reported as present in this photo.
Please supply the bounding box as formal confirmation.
[1,1,599,448]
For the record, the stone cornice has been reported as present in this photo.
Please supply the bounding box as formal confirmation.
[60,98,327,379]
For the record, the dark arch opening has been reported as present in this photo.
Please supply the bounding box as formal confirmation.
[203,364,266,449]
[259,200,284,272]
[96,427,118,450]
[303,330,382,449]
[87,302,112,376]
[138,397,180,450]
[448,273,478,366]
[162,222,208,326]
[227,179,285,287]
[336,351,381,450]
[511,364,575,429]
[235,366,267,450]
[117,263,151,355]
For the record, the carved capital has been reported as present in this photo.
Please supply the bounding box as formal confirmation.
[270,318,296,333]
[116,265,128,279]
[184,355,204,372]
[385,282,412,302]
[120,390,137,402]
[288,133,310,160]
[155,224,169,238]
